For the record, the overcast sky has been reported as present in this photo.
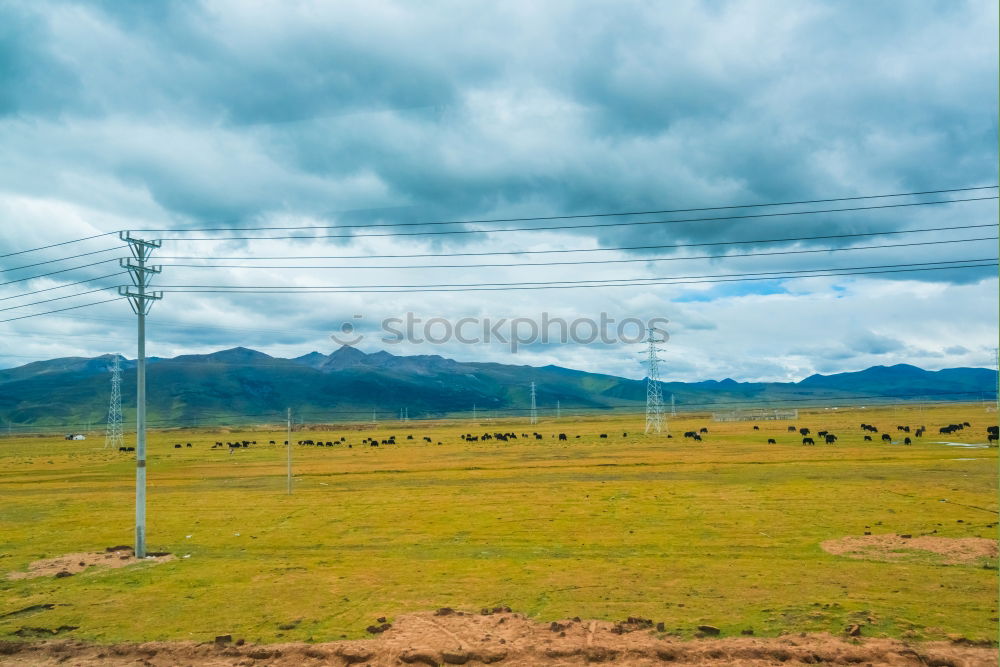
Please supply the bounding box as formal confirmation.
[0,0,997,382]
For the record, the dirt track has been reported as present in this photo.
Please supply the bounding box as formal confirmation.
[5,547,173,580]
[0,609,996,666]
[821,534,998,565]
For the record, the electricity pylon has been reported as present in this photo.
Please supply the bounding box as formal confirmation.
[644,328,666,434]
[104,354,124,450]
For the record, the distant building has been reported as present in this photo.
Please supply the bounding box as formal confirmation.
[64,433,86,440]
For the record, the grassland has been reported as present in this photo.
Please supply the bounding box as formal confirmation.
[0,403,996,645]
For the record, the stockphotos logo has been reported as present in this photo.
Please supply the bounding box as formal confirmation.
[331,313,669,352]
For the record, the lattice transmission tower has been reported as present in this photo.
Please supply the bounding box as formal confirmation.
[104,354,124,449]
[644,329,667,434]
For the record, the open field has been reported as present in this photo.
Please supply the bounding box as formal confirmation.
[0,404,997,655]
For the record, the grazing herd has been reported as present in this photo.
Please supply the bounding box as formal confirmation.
[761,420,994,447]
[133,418,997,456]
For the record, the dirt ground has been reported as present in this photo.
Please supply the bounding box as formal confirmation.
[5,547,174,580]
[821,534,998,565]
[0,609,995,666]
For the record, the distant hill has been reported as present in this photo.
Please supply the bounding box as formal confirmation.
[0,346,994,428]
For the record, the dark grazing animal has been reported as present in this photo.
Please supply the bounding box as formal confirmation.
[767,438,776,444]
[802,437,815,445]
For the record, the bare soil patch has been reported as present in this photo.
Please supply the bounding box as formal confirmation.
[5,547,174,580]
[0,610,996,666]
[821,533,998,566]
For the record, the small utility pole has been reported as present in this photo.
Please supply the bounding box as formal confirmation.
[556,400,561,419]
[994,347,999,414]
[119,232,162,559]
[529,381,538,425]
[286,407,292,495]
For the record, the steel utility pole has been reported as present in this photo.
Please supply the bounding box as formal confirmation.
[119,232,162,559]
[286,408,292,495]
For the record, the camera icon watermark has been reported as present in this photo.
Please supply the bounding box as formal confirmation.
[330,314,365,346]
[331,313,668,352]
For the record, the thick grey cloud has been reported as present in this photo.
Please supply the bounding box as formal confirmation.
[0,0,996,380]
[1,0,995,229]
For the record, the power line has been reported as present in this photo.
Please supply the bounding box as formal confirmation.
[155,223,996,262]
[137,185,999,233]
[2,246,123,272]
[157,196,997,242]
[0,259,119,288]
[0,231,119,260]
[156,256,996,291]
[56,313,336,337]
[0,287,115,313]
[157,235,996,271]
[158,259,997,294]
[0,187,993,258]
[0,297,123,323]
[0,272,127,302]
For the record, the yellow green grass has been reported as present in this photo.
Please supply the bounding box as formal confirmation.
[0,404,996,644]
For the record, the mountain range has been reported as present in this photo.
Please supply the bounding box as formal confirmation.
[0,346,995,429]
